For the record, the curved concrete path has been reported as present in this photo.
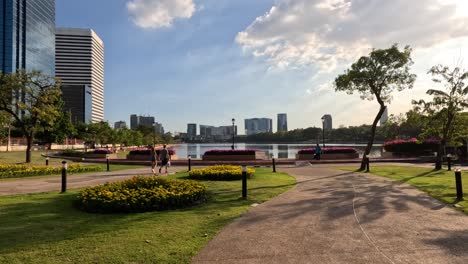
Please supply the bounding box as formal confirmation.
[193,166,468,264]
[0,166,187,196]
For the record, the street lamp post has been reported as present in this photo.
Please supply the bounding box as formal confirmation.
[321,117,325,148]
[231,118,235,150]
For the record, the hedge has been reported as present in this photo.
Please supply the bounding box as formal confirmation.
[203,149,258,155]
[76,177,207,213]
[0,164,103,179]
[383,138,439,153]
[128,148,176,155]
[188,165,255,181]
[297,147,358,154]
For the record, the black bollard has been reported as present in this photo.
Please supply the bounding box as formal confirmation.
[188,157,192,171]
[45,157,49,166]
[365,157,370,172]
[242,165,247,200]
[106,156,110,172]
[61,161,67,193]
[455,170,463,201]
[272,158,276,173]
[447,157,452,171]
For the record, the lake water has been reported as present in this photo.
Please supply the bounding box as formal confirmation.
[171,143,383,159]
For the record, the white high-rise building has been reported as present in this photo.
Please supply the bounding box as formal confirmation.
[56,28,104,123]
[380,106,389,126]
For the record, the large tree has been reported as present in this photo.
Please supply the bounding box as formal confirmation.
[0,70,62,162]
[413,65,468,169]
[335,44,416,170]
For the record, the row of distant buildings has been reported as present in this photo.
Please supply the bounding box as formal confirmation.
[184,113,288,140]
[113,115,165,134]
[1,0,104,124]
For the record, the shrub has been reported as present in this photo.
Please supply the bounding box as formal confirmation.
[60,149,85,157]
[297,147,358,154]
[129,148,176,155]
[383,138,439,153]
[92,149,113,154]
[204,149,258,155]
[0,164,102,179]
[75,177,207,213]
[189,165,255,181]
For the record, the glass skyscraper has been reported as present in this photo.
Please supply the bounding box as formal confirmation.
[0,0,55,75]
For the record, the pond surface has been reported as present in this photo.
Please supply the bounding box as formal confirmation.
[171,143,383,159]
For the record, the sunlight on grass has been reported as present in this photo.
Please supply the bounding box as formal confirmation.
[0,168,295,263]
[337,166,468,214]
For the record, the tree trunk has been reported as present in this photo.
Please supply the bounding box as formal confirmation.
[360,105,387,170]
[435,139,445,170]
[26,135,33,163]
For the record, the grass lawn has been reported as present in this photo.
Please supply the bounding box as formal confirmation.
[337,166,468,214]
[0,168,296,263]
[0,151,144,180]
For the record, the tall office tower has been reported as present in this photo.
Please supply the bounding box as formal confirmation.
[1,0,55,75]
[114,121,127,130]
[130,114,156,129]
[379,106,388,126]
[277,113,288,132]
[321,114,333,130]
[56,28,104,123]
[187,123,197,138]
[61,85,92,124]
[244,118,273,135]
[130,114,139,130]
[154,122,164,134]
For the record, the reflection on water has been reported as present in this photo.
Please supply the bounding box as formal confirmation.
[173,143,383,159]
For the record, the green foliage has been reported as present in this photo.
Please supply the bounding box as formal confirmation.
[413,65,468,145]
[0,70,63,162]
[189,165,255,181]
[76,177,208,213]
[0,163,102,179]
[335,44,416,168]
[36,111,76,146]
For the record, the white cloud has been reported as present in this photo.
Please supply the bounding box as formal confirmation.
[236,0,468,71]
[127,0,196,29]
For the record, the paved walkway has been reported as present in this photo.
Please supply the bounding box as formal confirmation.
[193,165,468,264]
[0,166,187,196]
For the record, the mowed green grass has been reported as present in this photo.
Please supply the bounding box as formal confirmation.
[338,166,468,214]
[0,151,144,180]
[0,168,296,263]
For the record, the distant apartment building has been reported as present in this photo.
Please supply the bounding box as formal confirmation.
[187,123,197,138]
[380,106,389,126]
[130,114,155,130]
[277,113,288,132]
[321,114,333,130]
[114,121,127,130]
[61,85,92,124]
[199,124,237,140]
[154,122,164,135]
[56,28,104,123]
[245,118,273,136]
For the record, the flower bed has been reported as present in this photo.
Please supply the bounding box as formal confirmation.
[0,164,103,179]
[296,147,359,160]
[202,149,267,161]
[75,177,207,213]
[383,138,439,155]
[188,165,255,181]
[126,148,176,160]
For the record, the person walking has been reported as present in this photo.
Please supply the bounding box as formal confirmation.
[150,146,158,174]
[314,144,322,160]
[158,144,171,174]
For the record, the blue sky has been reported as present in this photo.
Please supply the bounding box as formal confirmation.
[57,0,468,134]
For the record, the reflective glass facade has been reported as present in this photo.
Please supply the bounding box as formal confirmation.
[1,0,55,75]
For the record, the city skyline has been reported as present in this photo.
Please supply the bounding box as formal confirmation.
[55,0,468,133]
